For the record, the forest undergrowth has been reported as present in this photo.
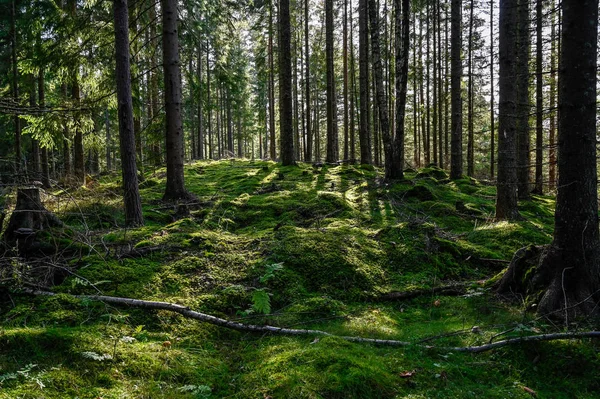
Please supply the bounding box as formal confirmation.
[1,160,598,398]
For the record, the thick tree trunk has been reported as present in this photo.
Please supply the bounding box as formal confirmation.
[498,0,600,320]
[161,0,190,200]
[516,0,530,200]
[359,0,372,164]
[2,188,63,251]
[449,0,462,179]
[114,0,144,226]
[279,0,295,165]
[495,0,520,220]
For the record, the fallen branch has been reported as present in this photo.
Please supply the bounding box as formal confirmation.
[379,283,469,301]
[18,289,600,353]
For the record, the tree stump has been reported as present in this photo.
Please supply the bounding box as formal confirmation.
[2,187,63,251]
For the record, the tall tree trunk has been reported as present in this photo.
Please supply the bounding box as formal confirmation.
[359,0,372,164]
[368,0,393,179]
[495,0,520,220]
[516,0,530,199]
[304,0,312,162]
[490,0,495,178]
[349,0,356,162]
[70,0,85,186]
[114,0,144,226]
[392,0,410,179]
[293,31,301,161]
[161,0,189,200]
[39,69,51,188]
[466,0,474,177]
[437,0,443,167]
[548,5,557,191]
[269,0,277,160]
[432,0,438,167]
[197,45,204,160]
[449,0,462,179]
[279,0,295,165]
[343,0,349,161]
[62,84,72,178]
[207,41,213,160]
[326,0,339,163]
[444,0,449,167]
[11,0,21,175]
[412,11,419,167]
[149,0,161,166]
[424,2,431,166]
[536,0,600,318]
[532,0,543,194]
[499,0,600,320]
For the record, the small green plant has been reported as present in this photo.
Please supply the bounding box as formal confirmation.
[251,289,271,314]
[178,384,212,398]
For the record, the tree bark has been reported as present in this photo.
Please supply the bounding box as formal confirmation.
[495,0,520,220]
[489,0,495,179]
[535,0,600,319]
[279,0,295,165]
[368,0,393,179]
[548,5,556,191]
[161,0,190,200]
[359,0,372,164]
[269,1,277,160]
[449,0,462,179]
[392,0,410,179]
[113,0,144,226]
[466,0,474,177]
[325,0,339,163]
[515,0,530,200]
[532,0,543,194]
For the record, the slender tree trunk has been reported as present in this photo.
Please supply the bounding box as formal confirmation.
[197,45,204,160]
[70,0,84,186]
[326,0,339,163]
[437,0,443,167]
[161,0,189,200]
[349,0,356,162]
[392,0,410,179]
[114,0,144,225]
[29,75,41,178]
[432,0,438,167]
[548,5,556,191]
[368,0,393,178]
[516,0,530,199]
[467,0,474,177]
[11,1,21,174]
[425,2,431,166]
[495,0,520,220]
[269,1,277,160]
[343,0,349,161]
[359,0,372,164]
[207,41,213,160]
[293,31,301,161]
[412,11,418,167]
[149,1,161,166]
[279,0,295,165]
[532,0,543,194]
[490,0,495,178]
[39,69,51,188]
[444,0,449,167]
[450,0,462,179]
[304,0,312,162]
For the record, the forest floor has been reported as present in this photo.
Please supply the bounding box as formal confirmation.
[1,160,599,398]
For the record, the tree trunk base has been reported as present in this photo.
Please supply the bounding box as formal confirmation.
[2,187,63,255]
[497,245,600,321]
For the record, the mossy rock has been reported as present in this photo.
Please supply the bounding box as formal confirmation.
[404,185,435,201]
[416,167,448,181]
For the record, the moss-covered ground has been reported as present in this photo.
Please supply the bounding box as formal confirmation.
[1,160,598,398]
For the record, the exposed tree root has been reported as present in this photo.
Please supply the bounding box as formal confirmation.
[19,289,600,353]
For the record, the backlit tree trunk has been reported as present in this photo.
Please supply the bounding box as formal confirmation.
[114,0,144,226]
[449,0,462,179]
